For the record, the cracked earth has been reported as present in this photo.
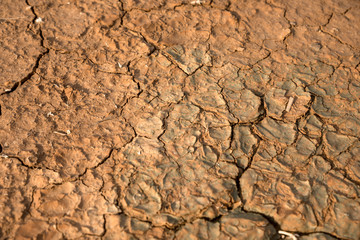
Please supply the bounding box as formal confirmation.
[0,0,360,239]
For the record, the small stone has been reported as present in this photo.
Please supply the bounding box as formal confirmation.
[35,17,43,23]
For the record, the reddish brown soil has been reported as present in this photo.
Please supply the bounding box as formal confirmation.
[0,0,360,239]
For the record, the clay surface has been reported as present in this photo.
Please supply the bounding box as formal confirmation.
[0,0,359,239]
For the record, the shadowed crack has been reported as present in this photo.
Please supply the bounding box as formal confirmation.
[0,0,49,95]
[319,12,357,51]
[1,50,48,95]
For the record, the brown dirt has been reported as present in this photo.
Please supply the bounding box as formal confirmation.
[0,0,360,239]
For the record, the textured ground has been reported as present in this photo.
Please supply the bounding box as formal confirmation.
[0,0,360,239]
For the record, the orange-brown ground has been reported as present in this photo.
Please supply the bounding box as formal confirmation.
[1,0,360,239]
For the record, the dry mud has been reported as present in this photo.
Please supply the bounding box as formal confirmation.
[0,0,360,239]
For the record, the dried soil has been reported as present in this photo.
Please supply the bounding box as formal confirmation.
[0,0,360,239]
